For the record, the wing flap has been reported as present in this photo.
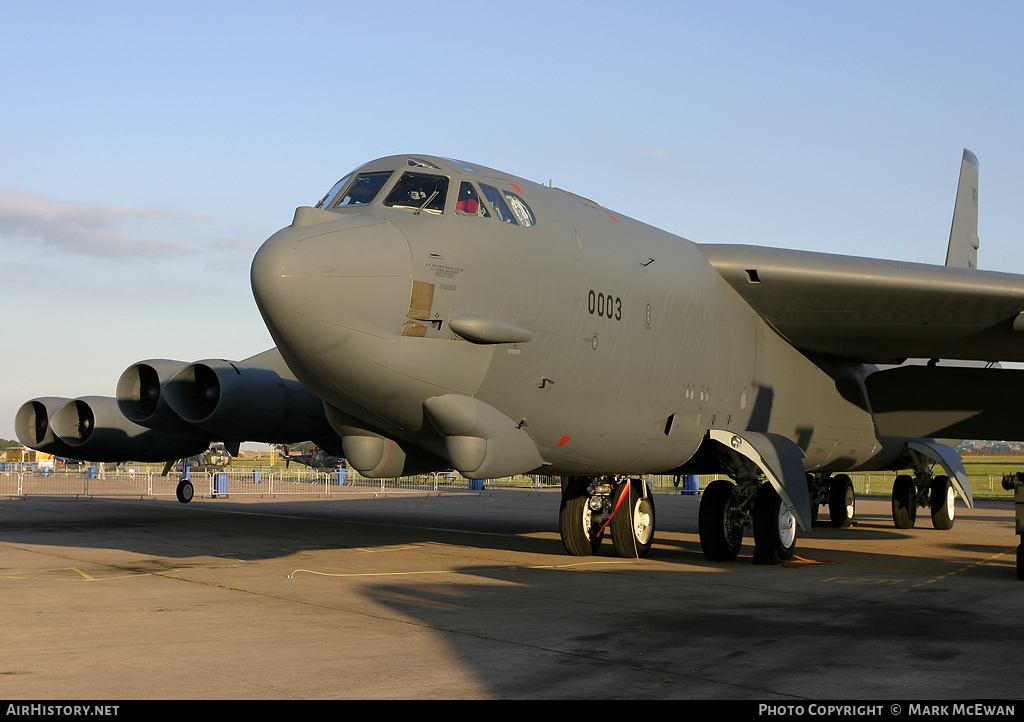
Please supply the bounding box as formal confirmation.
[701,244,1024,362]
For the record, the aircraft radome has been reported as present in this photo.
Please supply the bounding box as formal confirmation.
[18,150,1024,567]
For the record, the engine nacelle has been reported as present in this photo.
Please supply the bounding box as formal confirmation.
[46,396,210,462]
[116,359,212,439]
[163,359,332,443]
[16,397,103,461]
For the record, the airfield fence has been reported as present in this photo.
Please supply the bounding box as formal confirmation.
[0,464,1018,500]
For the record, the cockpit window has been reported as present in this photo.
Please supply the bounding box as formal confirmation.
[444,158,480,173]
[479,184,536,226]
[479,184,516,224]
[315,170,394,210]
[333,170,394,208]
[315,173,352,209]
[384,172,449,215]
[455,182,489,217]
[408,157,441,170]
[504,191,536,227]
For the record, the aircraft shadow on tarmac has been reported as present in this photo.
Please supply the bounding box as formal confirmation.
[350,502,1020,699]
[1,494,1020,699]
[0,493,1015,571]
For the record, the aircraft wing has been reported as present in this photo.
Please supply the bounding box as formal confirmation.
[700,244,1024,363]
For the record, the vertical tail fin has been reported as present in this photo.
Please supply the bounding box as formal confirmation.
[944,149,980,269]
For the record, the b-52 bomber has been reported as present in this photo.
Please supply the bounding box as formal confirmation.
[17,151,1024,565]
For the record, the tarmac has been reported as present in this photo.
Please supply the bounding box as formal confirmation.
[1,489,1022,701]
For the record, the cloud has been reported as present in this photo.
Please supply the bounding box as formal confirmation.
[203,236,250,252]
[0,190,196,257]
[649,149,669,159]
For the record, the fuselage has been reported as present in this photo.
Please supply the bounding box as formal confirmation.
[250,155,900,479]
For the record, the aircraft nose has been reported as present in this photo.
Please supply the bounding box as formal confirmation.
[251,211,413,356]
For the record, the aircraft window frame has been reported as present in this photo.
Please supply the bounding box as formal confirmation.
[383,172,450,215]
[331,170,395,209]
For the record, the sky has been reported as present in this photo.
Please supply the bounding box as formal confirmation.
[2,0,1023,443]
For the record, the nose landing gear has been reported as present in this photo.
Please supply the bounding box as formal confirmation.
[558,476,656,558]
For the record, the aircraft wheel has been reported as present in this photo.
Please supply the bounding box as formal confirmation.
[892,474,917,529]
[176,479,194,505]
[828,474,856,528]
[698,479,743,561]
[752,483,797,564]
[611,480,655,558]
[559,478,603,555]
[1017,544,1024,581]
[930,475,956,530]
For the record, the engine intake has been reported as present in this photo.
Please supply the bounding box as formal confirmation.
[16,397,102,461]
[116,359,211,439]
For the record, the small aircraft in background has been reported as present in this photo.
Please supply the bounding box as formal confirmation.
[277,443,346,470]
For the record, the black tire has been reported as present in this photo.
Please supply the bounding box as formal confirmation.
[698,479,743,561]
[930,475,956,530]
[611,480,655,558]
[559,478,602,555]
[752,483,797,564]
[892,474,917,529]
[828,474,856,528]
[176,479,194,505]
[1017,544,1024,582]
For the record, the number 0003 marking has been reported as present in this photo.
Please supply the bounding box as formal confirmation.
[588,290,622,321]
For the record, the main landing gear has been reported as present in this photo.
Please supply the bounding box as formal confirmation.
[558,475,799,564]
[558,476,655,558]
[807,473,856,527]
[697,480,797,564]
[891,473,957,530]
